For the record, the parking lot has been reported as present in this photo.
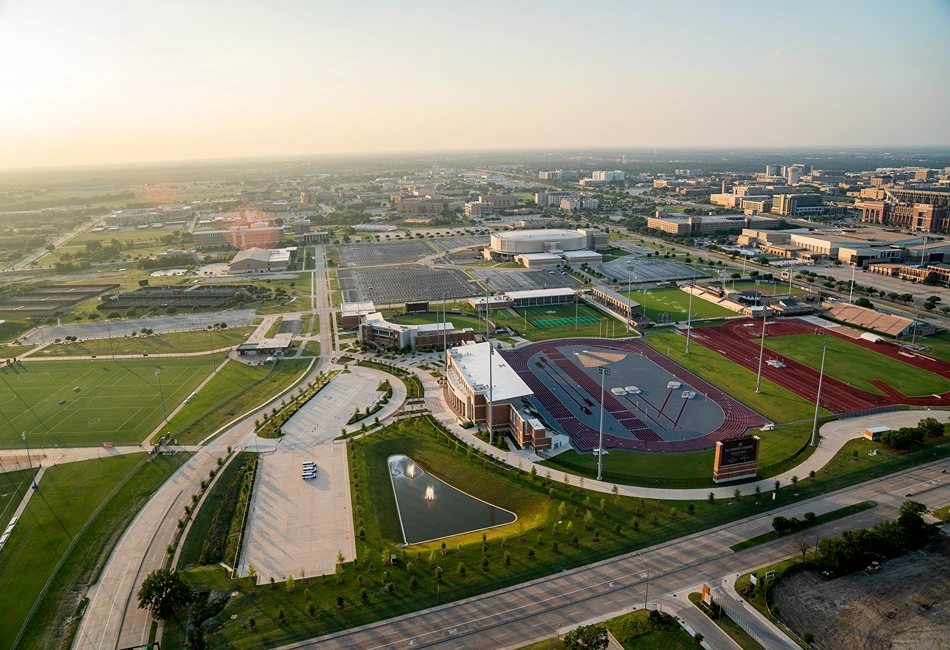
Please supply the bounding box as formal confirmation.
[428,235,489,251]
[338,266,479,304]
[338,241,434,266]
[18,309,258,345]
[239,367,392,581]
[473,268,582,292]
[599,258,711,284]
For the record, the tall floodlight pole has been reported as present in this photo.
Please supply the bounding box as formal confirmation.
[685,274,694,354]
[208,327,216,371]
[755,307,767,393]
[626,265,632,330]
[911,300,923,347]
[442,292,447,373]
[811,342,827,446]
[575,296,579,331]
[106,320,115,361]
[155,368,168,421]
[485,285,494,446]
[21,432,37,489]
[595,365,610,479]
[848,263,856,303]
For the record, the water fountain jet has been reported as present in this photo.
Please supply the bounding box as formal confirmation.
[424,485,435,501]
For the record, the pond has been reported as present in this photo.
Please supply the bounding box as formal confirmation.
[387,455,517,544]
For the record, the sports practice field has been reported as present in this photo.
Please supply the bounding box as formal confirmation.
[620,287,735,322]
[0,358,216,448]
[764,334,950,397]
[510,303,619,340]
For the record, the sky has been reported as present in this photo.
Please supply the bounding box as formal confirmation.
[0,0,949,170]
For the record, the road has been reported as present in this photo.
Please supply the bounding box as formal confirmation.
[72,246,335,650]
[2,214,103,271]
[280,458,950,650]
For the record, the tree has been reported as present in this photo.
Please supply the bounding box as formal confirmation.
[563,624,609,650]
[794,537,810,563]
[855,297,873,309]
[898,500,928,542]
[918,417,944,438]
[137,568,191,621]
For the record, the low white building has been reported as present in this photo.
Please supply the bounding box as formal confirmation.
[228,248,294,274]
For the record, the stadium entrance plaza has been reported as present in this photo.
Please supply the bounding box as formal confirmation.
[239,366,406,581]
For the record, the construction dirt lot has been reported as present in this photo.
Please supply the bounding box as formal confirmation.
[773,535,950,649]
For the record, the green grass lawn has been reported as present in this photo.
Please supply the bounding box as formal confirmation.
[932,504,950,521]
[177,418,785,650]
[0,469,33,533]
[541,420,814,488]
[0,454,146,647]
[917,335,950,364]
[18,452,190,650]
[606,609,698,649]
[38,326,254,357]
[491,303,622,341]
[621,287,735,322]
[764,334,950,397]
[643,331,823,423]
[0,358,216,448]
[163,358,311,444]
[0,344,36,358]
[0,320,33,344]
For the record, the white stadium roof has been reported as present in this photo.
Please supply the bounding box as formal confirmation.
[449,341,532,402]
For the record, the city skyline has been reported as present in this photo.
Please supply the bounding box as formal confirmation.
[1,0,949,170]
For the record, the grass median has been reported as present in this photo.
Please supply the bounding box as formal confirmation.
[729,501,875,552]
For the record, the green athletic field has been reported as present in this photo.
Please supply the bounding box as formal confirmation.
[0,358,216,448]
[620,287,735,322]
[764,333,950,397]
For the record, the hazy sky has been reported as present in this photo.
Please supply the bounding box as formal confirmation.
[1,0,948,169]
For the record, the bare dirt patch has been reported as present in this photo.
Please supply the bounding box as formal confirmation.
[773,536,950,649]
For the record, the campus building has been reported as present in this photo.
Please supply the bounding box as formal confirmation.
[228,247,295,274]
[357,313,475,351]
[443,341,552,450]
[193,225,286,250]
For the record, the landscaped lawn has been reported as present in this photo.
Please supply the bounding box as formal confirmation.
[620,287,735,322]
[174,418,782,650]
[18,452,190,650]
[643,331,824,423]
[0,454,147,647]
[764,334,950,397]
[0,357,216,448]
[38,326,255,357]
[0,320,33,344]
[0,344,36,358]
[540,420,815,488]
[163,358,311,444]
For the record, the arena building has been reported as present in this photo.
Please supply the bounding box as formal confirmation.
[487,229,608,259]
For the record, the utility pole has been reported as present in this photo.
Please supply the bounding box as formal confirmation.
[810,342,827,447]
[106,320,115,361]
[209,327,216,371]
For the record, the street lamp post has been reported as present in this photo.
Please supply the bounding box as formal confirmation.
[21,432,38,489]
[635,552,650,610]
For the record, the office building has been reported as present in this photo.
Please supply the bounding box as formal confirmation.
[771,193,823,217]
[859,200,947,233]
[478,195,518,210]
[293,219,311,234]
[465,201,494,218]
[592,170,626,182]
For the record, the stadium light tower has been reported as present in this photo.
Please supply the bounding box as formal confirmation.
[848,263,856,303]
[155,368,167,421]
[21,432,38,489]
[685,269,695,354]
[574,349,627,481]
[810,342,827,447]
[755,307,767,394]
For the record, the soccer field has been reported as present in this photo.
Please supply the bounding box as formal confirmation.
[620,287,735,322]
[0,358,216,448]
[764,334,950,397]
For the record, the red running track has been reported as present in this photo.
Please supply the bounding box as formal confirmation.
[693,318,950,414]
[503,339,767,453]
